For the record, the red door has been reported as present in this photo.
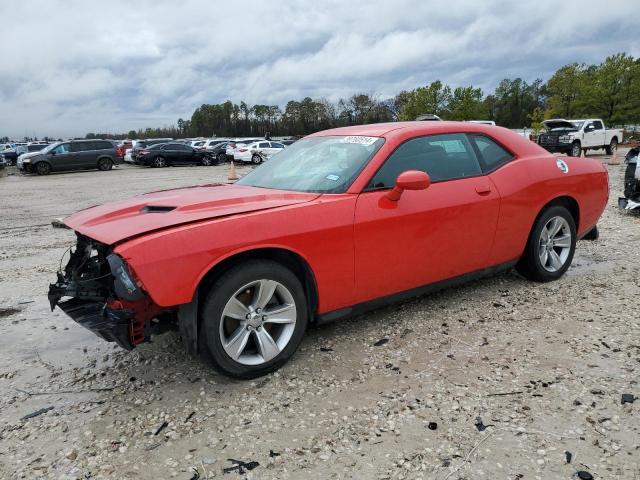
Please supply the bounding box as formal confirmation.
[352,133,501,305]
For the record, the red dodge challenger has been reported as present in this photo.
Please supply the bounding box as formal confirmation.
[49,122,608,378]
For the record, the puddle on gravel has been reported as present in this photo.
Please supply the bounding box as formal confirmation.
[0,307,22,318]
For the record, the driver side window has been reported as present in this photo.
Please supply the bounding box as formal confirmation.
[368,133,482,189]
[52,143,70,154]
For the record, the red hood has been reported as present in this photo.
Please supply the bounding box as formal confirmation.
[65,183,320,245]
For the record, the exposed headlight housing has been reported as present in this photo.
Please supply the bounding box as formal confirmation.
[559,135,572,143]
[107,254,145,301]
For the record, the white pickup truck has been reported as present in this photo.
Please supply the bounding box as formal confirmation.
[538,118,623,157]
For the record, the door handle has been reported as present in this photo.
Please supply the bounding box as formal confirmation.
[475,184,492,195]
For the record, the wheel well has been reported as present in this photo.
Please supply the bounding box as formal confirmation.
[197,248,319,320]
[541,196,580,231]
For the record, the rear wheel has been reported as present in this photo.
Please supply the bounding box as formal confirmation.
[97,158,112,171]
[152,156,167,168]
[199,260,308,378]
[201,156,213,166]
[516,205,576,282]
[35,162,51,175]
[605,138,618,155]
[217,152,226,163]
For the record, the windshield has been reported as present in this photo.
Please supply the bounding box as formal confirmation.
[237,136,385,193]
[570,121,584,129]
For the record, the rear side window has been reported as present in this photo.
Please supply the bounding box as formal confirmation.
[368,133,482,188]
[95,141,113,150]
[71,142,93,152]
[469,135,513,172]
[258,142,270,148]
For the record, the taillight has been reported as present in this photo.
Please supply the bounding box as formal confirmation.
[238,148,247,152]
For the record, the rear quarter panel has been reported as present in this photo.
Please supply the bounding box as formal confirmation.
[113,196,358,312]
[487,154,608,266]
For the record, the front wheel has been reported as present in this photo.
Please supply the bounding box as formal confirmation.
[251,154,262,164]
[199,260,308,378]
[516,205,576,282]
[201,155,213,166]
[217,152,226,163]
[35,162,51,175]
[569,142,581,157]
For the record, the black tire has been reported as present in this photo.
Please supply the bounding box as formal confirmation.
[605,138,618,155]
[152,156,167,168]
[252,154,262,164]
[217,152,226,163]
[97,157,113,171]
[516,205,576,282]
[35,161,51,175]
[199,260,308,379]
[582,225,599,240]
[569,142,581,157]
[201,155,213,166]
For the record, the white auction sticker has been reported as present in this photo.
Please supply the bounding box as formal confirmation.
[341,136,378,145]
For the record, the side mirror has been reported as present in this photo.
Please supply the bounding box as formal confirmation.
[385,170,431,201]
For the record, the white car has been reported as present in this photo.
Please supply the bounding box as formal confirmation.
[235,141,286,164]
[225,139,260,160]
[202,139,226,151]
[124,148,134,164]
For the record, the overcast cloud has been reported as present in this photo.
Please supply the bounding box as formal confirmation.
[0,0,637,138]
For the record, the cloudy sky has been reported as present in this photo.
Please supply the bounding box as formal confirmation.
[0,0,637,138]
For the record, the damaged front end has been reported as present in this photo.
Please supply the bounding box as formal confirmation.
[48,234,167,350]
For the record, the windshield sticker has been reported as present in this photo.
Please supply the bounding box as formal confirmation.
[341,136,378,146]
[325,174,340,181]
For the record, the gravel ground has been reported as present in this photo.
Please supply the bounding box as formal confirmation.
[0,153,638,480]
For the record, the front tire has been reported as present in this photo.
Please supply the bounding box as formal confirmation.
[569,142,581,157]
[35,162,51,175]
[516,205,576,282]
[201,156,213,166]
[199,260,308,378]
[217,152,226,163]
[252,154,262,164]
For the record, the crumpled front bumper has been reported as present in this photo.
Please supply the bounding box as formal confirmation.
[53,297,136,350]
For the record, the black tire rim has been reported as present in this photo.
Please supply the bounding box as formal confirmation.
[36,163,49,175]
[202,157,211,166]
[218,153,225,162]
[154,157,166,167]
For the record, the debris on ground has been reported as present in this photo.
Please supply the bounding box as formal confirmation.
[20,406,54,421]
[223,458,260,474]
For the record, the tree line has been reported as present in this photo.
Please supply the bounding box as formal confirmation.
[81,52,639,140]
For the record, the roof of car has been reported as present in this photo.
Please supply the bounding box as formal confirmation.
[309,121,510,138]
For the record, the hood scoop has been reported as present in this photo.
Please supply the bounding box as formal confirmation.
[140,205,177,213]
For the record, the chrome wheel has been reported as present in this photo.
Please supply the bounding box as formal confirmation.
[153,156,166,167]
[571,143,581,157]
[219,279,297,366]
[538,216,572,272]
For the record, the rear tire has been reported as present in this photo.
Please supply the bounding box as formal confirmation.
[605,138,618,155]
[199,260,308,379]
[516,205,576,282]
[201,156,213,166]
[97,158,112,171]
[152,156,167,168]
[217,153,226,163]
[35,162,51,175]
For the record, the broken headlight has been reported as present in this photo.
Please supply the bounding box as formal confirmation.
[559,135,572,143]
[107,254,145,301]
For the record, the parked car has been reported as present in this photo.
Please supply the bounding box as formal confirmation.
[19,139,118,175]
[124,148,133,164]
[131,138,172,163]
[203,139,226,151]
[206,141,232,163]
[49,122,608,378]
[136,142,214,167]
[225,139,261,160]
[7,143,49,166]
[538,119,623,157]
[235,141,286,164]
[116,140,133,159]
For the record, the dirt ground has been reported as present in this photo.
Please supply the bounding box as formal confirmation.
[0,152,638,480]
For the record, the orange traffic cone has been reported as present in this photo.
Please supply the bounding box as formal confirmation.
[609,147,620,165]
[228,161,239,181]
